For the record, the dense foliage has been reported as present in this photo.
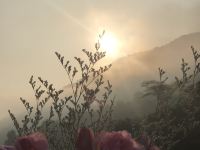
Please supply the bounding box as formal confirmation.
[141,46,200,150]
[111,46,200,150]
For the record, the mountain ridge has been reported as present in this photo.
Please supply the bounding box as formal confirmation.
[104,32,200,101]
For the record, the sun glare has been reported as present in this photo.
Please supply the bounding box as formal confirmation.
[99,33,119,58]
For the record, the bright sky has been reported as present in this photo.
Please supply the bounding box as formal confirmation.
[1,0,200,120]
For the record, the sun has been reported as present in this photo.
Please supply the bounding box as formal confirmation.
[99,33,119,58]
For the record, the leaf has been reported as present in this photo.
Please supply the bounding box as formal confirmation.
[95,41,100,51]
[60,56,64,65]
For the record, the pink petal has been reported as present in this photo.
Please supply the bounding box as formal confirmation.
[15,132,48,150]
[76,128,95,150]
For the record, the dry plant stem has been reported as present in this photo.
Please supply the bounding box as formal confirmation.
[8,33,114,150]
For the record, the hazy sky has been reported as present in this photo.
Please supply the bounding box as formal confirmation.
[1,0,200,120]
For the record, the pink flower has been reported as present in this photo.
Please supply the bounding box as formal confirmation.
[75,128,145,150]
[15,132,48,150]
[76,128,95,150]
[75,128,160,150]
[95,131,144,150]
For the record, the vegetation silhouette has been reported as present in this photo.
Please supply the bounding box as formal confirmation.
[8,32,115,150]
[139,46,200,150]
[6,31,200,150]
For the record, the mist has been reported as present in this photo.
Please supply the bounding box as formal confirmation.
[1,0,200,148]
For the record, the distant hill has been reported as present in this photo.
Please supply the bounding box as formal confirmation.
[105,32,200,102]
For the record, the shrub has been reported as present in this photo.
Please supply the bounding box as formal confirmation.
[141,46,200,150]
[8,32,115,150]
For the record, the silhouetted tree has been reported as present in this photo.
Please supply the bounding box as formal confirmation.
[142,67,171,115]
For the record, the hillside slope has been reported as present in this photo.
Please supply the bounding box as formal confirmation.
[105,32,200,102]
